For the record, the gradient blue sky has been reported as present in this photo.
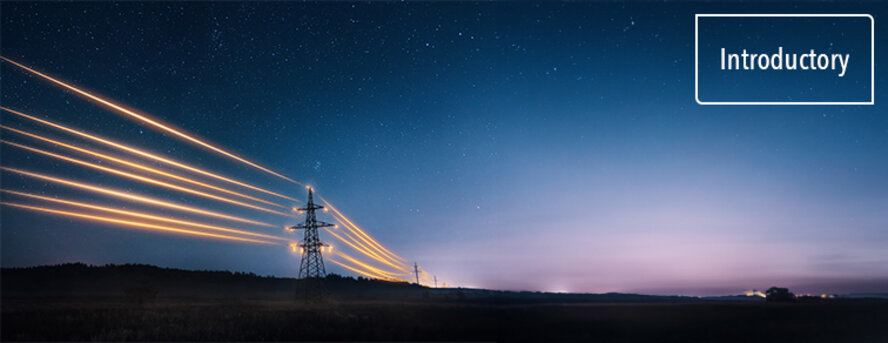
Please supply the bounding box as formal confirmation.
[1,2,886,296]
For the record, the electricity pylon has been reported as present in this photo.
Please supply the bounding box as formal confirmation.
[288,187,334,301]
[414,262,420,285]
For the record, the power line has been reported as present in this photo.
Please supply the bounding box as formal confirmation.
[1,201,278,245]
[1,190,293,243]
[1,140,297,217]
[0,167,275,227]
[1,107,300,202]
[1,56,301,185]
[1,125,289,209]
[1,58,437,286]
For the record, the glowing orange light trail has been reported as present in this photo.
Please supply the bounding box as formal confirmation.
[1,56,300,185]
[326,226,401,270]
[0,167,273,227]
[1,201,277,245]
[330,213,409,270]
[328,258,392,280]
[320,196,401,256]
[332,213,408,269]
[1,107,298,202]
[1,61,420,275]
[1,190,292,242]
[325,227,407,272]
[321,196,408,265]
[2,140,296,218]
[1,125,287,209]
[332,250,408,279]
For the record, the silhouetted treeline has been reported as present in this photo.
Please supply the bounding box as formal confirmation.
[1,263,424,301]
[766,286,796,302]
[3,263,721,304]
[4,263,881,305]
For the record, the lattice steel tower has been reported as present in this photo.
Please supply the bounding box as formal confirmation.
[288,188,334,279]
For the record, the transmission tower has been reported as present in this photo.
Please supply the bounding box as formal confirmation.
[413,262,420,285]
[288,188,334,301]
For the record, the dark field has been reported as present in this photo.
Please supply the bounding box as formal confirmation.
[3,264,887,342]
[4,298,888,341]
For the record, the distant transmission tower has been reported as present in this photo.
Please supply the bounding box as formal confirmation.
[288,188,334,301]
[413,262,420,285]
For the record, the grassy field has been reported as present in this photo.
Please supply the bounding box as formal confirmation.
[3,264,886,341]
[3,298,887,342]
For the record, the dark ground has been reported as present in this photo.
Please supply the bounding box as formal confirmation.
[2,264,887,342]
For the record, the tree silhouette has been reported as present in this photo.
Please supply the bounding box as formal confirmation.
[765,287,795,302]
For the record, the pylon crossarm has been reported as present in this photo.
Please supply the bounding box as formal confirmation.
[289,222,334,230]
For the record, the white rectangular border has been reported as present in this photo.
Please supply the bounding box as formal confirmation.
[695,13,874,105]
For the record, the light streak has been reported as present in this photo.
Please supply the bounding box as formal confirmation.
[320,196,408,265]
[1,107,298,202]
[0,167,274,227]
[1,140,296,218]
[1,62,417,274]
[331,250,408,279]
[325,227,388,264]
[324,227,407,272]
[328,258,397,281]
[0,190,292,242]
[1,56,301,185]
[1,201,277,245]
[321,195,403,260]
[1,125,287,209]
[2,61,421,273]
[329,212,409,269]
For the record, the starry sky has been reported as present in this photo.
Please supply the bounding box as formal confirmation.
[1,2,887,296]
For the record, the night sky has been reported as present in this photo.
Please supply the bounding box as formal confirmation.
[1,2,887,296]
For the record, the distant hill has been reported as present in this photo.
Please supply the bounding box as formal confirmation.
[2,263,715,304]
